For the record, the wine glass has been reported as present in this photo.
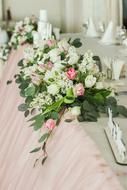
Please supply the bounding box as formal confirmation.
[116,26,127,45]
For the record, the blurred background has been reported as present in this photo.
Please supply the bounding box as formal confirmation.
[0,0,125,32]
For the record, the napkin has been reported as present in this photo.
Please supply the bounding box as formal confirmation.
[123,38,127,46]
[100,21,116,45]
[112,59,125,80]
[86,18,98,38]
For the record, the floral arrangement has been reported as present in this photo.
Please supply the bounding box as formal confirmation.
[15,38,127,165]
[0,16,37,66]
[8,16,37,49]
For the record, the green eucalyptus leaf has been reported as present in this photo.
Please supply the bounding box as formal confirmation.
[18,59,24,67]
[25,85,36,97]
[42,156,48,165]
[30,147,41,153]
[18,103,28,112]
[24,110,29,117]
[7,80,12,85]
[20,90,26,97]
[106,97,117,106]
[71,38,82,48]
[28,114,45,130]
[51,112,59,120]
[117,105,127,117]
[82,100,95,111]
[38,133,50,143]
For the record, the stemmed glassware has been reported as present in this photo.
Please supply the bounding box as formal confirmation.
[116,26,127,45]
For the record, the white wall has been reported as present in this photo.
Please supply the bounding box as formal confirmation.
[3,0,123,32]
[4,0,64,29]
[0,0,2,20]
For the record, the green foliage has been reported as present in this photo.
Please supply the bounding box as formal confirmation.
[18,59,24,67]
[78,100,99,122]
[24,110,30,118]
[64,88,75,104]
[43,98,64,115]
[50,112,59,120]
[38,133,50,143]
[25,85,36,97]
[30,147,41,153]
[18,103,28,112]
[29,114,45,131]
[70,38,82,48]
[117,105,127,117]
[6,80,12,85]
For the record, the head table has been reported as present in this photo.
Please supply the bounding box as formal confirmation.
[0,34,127,190]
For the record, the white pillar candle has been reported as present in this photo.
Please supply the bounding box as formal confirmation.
[39,9,48,22]
[46,23,52,39]
[49,24,52,38]
[38,21,47,35]
[53,27,60,40]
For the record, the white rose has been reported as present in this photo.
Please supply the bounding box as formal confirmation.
[68,53,79,65]
[96,82,104,89]
[53,62,64,70]
[71,106,81,116]
[48,48,60,63]
[47,84,59,95]
[68,46,77,54]
[58,39,70,51]
[85,75,96,88]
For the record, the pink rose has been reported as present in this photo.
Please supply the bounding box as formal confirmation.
[47,39,55,47]
[74,83,85,96]
[46,61,53,70]
[44,119,56,131]
[66,68,77,80]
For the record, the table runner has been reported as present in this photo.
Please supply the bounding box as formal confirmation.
[0,46,124,190]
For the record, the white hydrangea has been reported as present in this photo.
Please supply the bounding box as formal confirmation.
[44,70,56,81]
[85,75,96,88]
[30,92,53,110]
[47,84,60,95]
[53,62,64,71]
[56,72,73,94]
[48,48,61,63]
[79,51,95,73]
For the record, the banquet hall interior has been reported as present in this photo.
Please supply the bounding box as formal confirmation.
[0,0,127,190]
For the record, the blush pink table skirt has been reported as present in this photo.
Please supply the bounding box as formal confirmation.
[0,47,124,190]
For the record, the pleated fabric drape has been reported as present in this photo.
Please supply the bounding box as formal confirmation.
[64,0,123,32]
